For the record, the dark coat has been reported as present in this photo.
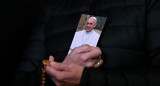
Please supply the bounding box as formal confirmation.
[13,0,160,86]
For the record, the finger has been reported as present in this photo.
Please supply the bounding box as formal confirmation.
[85,58,99,67]
[50,76,65,86]
[70,44,95,55]
[82,47,102,60]
[49,55,54,62]
[50,61,68,71]
[93,59,103,68]
[45,63,71,83]
[45,65,60,78]
[64,45,94,63]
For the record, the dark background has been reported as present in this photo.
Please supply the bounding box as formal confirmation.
[0,0,45,85]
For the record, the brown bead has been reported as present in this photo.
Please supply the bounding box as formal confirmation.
[41,68,44,70]
[42,69,46,73]
[41,80,45,84]
[41,84,44,86]
[42,60,51,65]
[42,77,45,81]
[41,74,45,77]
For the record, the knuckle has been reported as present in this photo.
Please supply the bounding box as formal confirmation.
[84,44,90,47]
[82,44,90,50]
[80,55,87,62]
[83,44,90,47]
[73,47,80,53]
[86,62,94,67]
[95,47,102,54]
[72,48,78,53]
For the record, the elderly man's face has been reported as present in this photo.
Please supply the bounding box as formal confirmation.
[85,18,96,32]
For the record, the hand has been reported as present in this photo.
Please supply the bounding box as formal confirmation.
[45,56,84,86]
[63,44,102,67]
[44,45,102,86]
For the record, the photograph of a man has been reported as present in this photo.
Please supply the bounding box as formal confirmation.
[68,15,106,54]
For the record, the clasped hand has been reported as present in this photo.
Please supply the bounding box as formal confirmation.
[44,44,102,86]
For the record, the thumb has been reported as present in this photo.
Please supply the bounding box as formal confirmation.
[50,62,68,71]
[49,55,54,62]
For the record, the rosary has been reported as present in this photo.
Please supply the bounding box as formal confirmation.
[40,57,103,86]
[41,60,51,86]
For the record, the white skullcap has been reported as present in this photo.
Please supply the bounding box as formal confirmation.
[90,17,97,23]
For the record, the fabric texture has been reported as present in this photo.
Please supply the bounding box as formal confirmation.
[13,0,160,86]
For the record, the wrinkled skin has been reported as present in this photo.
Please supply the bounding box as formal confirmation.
[45,44,102,86]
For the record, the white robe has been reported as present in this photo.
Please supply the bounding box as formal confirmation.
[68,29,100,54]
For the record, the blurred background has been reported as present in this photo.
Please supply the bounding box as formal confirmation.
[0,0,45,85]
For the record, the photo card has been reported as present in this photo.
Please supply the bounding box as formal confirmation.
[68,14,107,54]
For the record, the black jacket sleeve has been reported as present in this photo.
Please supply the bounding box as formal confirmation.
[80,0,160,86]
[12,4,48,86]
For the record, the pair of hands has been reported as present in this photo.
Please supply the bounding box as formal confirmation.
[44,44,102,86]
